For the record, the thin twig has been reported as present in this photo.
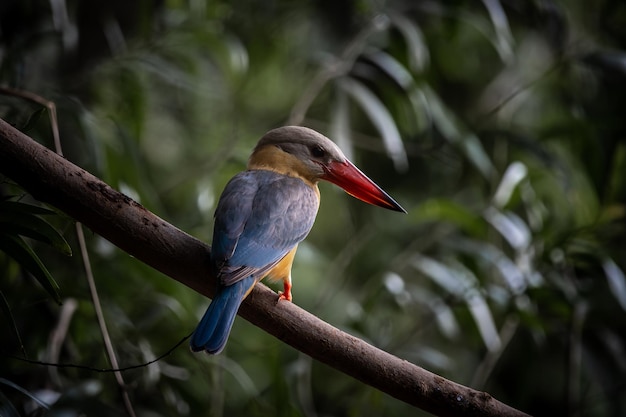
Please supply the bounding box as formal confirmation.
[9,333,192,373]
[0,86,62,155]
[476,60,562,125]
[567,301,587,416]
[471,315,519,389]
[75,223,137,417]
[0,290,27,357]
[46,298,78,387]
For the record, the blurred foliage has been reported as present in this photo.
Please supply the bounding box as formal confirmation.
[1,0,626,416]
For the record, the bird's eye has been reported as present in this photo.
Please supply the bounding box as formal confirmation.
[311,145,326,158]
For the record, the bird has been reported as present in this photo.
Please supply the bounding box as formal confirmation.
[190,126,405,354]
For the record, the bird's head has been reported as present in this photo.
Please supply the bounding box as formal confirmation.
[250,126,406,213]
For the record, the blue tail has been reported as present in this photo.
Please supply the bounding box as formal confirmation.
[190,276,256,354]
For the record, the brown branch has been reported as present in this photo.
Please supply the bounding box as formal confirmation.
[0,117,531,417]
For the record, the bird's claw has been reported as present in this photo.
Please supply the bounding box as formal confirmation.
[278,281,292,302]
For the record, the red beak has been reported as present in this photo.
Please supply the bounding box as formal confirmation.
[321,160,406,213]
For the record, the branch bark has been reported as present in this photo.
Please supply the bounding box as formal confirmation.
[0,117,531,417]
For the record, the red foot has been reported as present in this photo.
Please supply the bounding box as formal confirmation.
[278,281,292,302]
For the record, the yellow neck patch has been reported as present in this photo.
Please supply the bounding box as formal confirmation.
[248,145,319,189]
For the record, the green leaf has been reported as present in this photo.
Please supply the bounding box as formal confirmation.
[388,12,430,72]
[492,161,528,208]
[0,234,61,304]
[0,200,58,216]
[0,201,72,255]
[338,77,409,172]
[483,207,531,251]
[483,0,514,62]
[0,389,23,417]
[0,378,51,411]
[450,237,530,294]
[21,107,47,133]
[330,86,353,160]
[364,50,414,90]
[0,217,72,256]
[412,254,501,351]
[412,198,486,237]
[0,291,25,356]
[602,257,626,311]
[422,85,495,178]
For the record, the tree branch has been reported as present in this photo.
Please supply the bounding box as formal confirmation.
[0,117,531,417]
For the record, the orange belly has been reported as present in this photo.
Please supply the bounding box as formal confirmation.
[266,246,298,283]
[241,246,298,300]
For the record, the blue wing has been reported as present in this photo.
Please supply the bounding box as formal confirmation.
[191,170,319,353]
[190,275,256,353]
[211,170,319,286]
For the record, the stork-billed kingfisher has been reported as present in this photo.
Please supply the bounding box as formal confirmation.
[190,126,405,354]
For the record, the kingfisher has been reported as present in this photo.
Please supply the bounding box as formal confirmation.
[190,126,405,354]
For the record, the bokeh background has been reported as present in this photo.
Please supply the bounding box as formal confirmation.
[1,1,626,416]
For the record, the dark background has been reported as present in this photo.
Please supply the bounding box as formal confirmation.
[1,1,625,416]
